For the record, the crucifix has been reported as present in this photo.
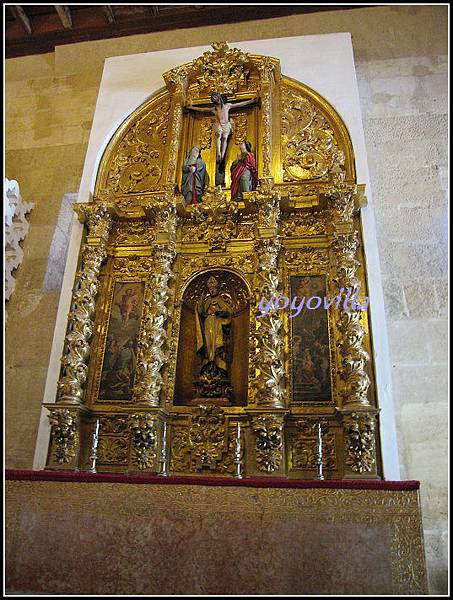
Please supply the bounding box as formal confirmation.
[185,91,260,185]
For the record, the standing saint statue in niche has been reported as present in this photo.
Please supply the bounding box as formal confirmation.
[181,146,207,205]
[230,140,258,201]
[186,92,259,186]
[193,275,233,403]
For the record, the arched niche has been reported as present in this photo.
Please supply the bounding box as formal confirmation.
[174,269,250,407]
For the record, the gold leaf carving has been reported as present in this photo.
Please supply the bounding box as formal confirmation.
[343,412,376,473]
[232,112,248,145]
[112,256,155,277]
[285,246,329,272]
[192,42,249,95]
[105,99,170,195]
[57,243,108,404]
[170,406,229,472]
[290,419,336,471]
[99,415,129,435]
[281,84,345,181]
[199,118,213,150]
[189,187,238,251]
[250,238,285,408]
[97,436,129,464]
[111,221,156,246]
[251,414,284,472]
[48,408,79,464]
[281,211,328,237]
[129,413,157,470]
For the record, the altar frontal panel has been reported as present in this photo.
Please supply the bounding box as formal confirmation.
[6,479,427,595]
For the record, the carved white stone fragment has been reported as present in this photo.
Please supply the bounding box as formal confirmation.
[4,178,34,303]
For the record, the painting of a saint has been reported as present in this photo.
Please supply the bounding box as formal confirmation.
[99,282,145,401]
[291,276,331,402]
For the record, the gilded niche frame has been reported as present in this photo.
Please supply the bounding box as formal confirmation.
[45,42,382,481]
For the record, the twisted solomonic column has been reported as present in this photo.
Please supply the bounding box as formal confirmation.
[250,237,285,409]
[331,231,371,409]
[56,204,112,405]
[132,244,176,407]
[330,225,379,477]
[133,198,178,407]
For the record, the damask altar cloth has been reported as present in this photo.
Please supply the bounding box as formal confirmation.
[6,470,427,595]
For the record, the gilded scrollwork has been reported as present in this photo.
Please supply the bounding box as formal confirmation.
[289,419,336,471]
[163,66,189,94]
[48,408,79,464]
[281,210,328,237]
[232,112,248,145]
[258,59,275,178]
[76,203,113,242]
[245,179,281,230]
[129,413,158,470]
[251,414,284,472]
[178,253,255,283]
[98,415,129,434]
[343,412,376,474]
[110,221,156,246]
[281,84,345,181]
[104,98,170,195]
[170,406,229,472]
[97,436,130,465]
[189,187,238,251]
[145,194,179,242]
[284,246,329,273]
[236,221,256,239]
[191,42,249,95]
[112,255,154,277]
[199,118,213,150]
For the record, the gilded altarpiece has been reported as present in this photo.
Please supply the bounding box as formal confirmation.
[45,43,382,480]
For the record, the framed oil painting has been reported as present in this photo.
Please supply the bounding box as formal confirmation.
[98,281,145,401]
[290,275,332,402]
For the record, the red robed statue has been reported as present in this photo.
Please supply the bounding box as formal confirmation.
[230,141,258,201]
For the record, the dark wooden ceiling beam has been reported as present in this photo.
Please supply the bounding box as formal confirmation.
[54,5,73,29]
[9,5,32,35]
[102,6,115,25]
[6,5,374,59]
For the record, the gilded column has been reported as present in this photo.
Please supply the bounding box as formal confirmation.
[332,231,371,409]
[56,203,112,405]
[133,199,177,407]
[328,178,379,478]
[163,67,188,184]
[258,58,275,179]
[46,203,112,469]
[246,181,285,409]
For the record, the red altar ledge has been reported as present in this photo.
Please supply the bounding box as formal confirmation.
[6,469,427,595]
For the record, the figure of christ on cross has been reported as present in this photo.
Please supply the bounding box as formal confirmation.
[186,92,260,163]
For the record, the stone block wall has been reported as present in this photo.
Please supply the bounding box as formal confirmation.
[5,5,447,593]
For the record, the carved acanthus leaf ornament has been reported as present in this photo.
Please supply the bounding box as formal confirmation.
[281,84,345,181]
